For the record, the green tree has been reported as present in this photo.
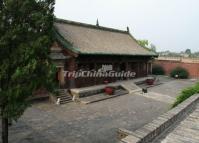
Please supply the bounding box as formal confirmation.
[185,49,191,55]
[137,40,149,48]
[137,39,157,53]
[0,0,56,142]
[192,52,199,58]
[150,44,156,52]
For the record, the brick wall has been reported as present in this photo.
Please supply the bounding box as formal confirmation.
[154,60,199,78]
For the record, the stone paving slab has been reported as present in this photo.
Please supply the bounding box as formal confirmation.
[0,77,197,143]
[136,92,175,104]
[119,94,199,143]
[148,79,198,98]
[158,104,199,143]
[1,95,169,143]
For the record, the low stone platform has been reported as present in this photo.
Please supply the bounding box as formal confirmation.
[80,89,129,104]
[154,103,199,143]
[70,77,151,99]
[118,94,199,143]
[137,82,162,89]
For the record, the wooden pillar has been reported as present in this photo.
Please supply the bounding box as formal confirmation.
[125,62,129,80]
[68,58,76,89]
[112,62,116,82]
[148,62,152,75]
[144,62,147,76]
[137,63,140,77]
[146,62,149,75]
[59,67,65,88]
[94,63,97,85]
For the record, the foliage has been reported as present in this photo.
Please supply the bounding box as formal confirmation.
[137,40,149,48]
[137,39,157,53]
[172,82,199,107]
[0,0,55,122]
[185,49,191,55]
[170,67,189,79]
[152,65,165,75]
[158,50,199,58]
[191,52,199,58]
[150,44,156,52]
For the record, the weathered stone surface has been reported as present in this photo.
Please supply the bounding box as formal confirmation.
[139,92,175,104]
[121,135,140,143]
[0,93,169,143]
[119,94,199,143]
[0,77,197,143]
[157,103,199,143]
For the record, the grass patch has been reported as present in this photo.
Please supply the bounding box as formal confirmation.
[172,82,199,107]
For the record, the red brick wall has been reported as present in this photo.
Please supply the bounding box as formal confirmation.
[154,60,199,78]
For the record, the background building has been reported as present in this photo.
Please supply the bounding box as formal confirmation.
[51,19,157,88]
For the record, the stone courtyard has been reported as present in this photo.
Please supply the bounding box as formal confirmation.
[1,76,198,143]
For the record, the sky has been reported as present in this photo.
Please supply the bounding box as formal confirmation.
[55,0,199,52]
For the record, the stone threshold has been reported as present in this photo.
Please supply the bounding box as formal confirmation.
[117,94,199,143]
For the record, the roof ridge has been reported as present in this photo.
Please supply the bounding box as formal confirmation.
[55,18,129,34]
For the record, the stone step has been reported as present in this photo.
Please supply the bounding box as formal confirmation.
[58,96,72,100]
[56,89,73,104]
[60,100,72,104]
[57,94,70,97]
[59,91,66,94]
[57,89,66,91]
[121,82,141,94]
[58,93,65,95]
[59,92,66,95]
[59,96,73,104]
[60,98,72,101]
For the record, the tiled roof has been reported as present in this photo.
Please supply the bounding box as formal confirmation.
[54,18,157,56]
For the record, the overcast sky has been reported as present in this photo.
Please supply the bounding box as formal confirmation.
[55,0,199,52]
